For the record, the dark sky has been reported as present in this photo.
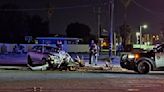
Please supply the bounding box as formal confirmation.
[117,0,164,34]
[0,0,164,35]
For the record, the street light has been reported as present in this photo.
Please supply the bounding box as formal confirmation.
[139,24,148,47]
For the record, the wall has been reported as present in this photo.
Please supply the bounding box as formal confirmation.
[0,43,89,53]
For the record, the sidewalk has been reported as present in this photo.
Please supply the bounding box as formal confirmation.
[84,55,120,66]
[81,55,122,71]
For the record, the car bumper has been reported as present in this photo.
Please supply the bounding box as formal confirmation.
[120,55,136,70]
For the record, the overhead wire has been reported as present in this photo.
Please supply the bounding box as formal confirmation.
[0,2,108,12]
[132,0,164,15]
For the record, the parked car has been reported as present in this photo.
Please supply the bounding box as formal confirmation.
[120,44,164,74]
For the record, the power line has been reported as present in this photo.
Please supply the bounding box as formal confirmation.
[132,0,164,15]
[0,3,108,12]
[0,8,47,11]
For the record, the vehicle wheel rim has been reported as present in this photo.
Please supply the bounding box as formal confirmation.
[138,62,149,73]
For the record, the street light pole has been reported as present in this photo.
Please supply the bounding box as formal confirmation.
[139,24,148,48]
[139,26,142,48]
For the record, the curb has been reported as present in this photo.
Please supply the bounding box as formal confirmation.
[0,66,26,70]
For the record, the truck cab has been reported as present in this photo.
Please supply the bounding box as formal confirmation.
[120,44,164,74]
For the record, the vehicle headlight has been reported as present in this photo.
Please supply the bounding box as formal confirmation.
[128,54,140,59]
[128,54,135,59]
[48,54,58,60]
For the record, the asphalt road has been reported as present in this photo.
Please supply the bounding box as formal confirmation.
[0,54,164,92]
[0,70,164,92]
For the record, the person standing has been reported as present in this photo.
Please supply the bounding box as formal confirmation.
[56,40,63,50]
[89,40,99,65]
[116,42,124,56]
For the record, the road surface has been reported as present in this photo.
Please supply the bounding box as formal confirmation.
[0,54,164,92]
[0,70,164,92]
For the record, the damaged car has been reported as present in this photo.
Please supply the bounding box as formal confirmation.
[27,45,84,71]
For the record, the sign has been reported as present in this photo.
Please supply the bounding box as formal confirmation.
[25,36,32,43]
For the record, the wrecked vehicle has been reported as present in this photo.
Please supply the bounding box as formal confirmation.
[27,45,84,71]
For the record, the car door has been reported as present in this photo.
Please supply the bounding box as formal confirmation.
[34,46,44,63]
[29,46,39,62]
[155,45,164,68]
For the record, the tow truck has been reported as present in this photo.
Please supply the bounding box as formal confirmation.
[120,44,164,74]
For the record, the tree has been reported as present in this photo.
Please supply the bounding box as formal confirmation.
[0,3,30,43]
[65,22,94,43]
[160,22,164,42]
[119,24,132,47]
[0,3,49,43]
[28,15,49,37]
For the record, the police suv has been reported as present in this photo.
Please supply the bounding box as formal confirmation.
[120,44,164,74]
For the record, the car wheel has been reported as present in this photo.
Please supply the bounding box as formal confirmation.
[137,61,151,74]
[27,56,33,66]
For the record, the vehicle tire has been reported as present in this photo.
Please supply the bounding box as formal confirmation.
[27,56,33,66]
[120,62,126,68]
[137,60,151,74]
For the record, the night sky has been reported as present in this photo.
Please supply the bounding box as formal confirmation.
[0,0,164,35]
[117,0,164,34]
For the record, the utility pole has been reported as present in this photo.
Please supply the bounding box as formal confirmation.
[97,7,101,51]
[121,0,132,23]
[47,1,54,34]
[97,7,101,40]
[109,0,114,57]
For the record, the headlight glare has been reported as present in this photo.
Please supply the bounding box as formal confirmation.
[128,54,135,59]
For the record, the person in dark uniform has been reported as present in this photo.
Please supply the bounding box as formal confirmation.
[56,40,63,50]
[89,40,99,65]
